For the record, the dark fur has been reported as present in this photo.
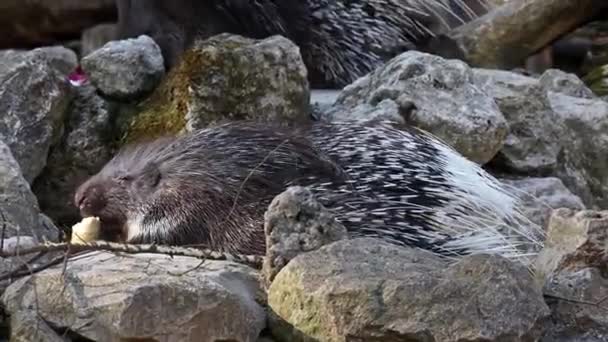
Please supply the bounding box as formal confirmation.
[114,0,488,88]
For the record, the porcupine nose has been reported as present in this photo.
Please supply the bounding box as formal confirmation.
[75,185,107,217]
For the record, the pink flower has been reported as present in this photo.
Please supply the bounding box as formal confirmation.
[68,65,88,87]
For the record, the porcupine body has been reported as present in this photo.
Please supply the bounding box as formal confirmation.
[74,120,543,262]
[114,0,491,88]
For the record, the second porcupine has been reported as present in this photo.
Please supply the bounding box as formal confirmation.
[74,120,544,262]
[114,0,491,88]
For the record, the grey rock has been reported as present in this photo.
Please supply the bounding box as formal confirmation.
[6,310,66,342]
[268,238,550,342]
[473,69,562,173]
[32,84,116,227]
[535,209,608,341]
[81,23,117,57]
[538,69,596,99]
[0,140,59,242]
[473,68,608,207]
[81,34,165,101]
[328,51,508,164]
[263,186,348,285]
[2,252,266,342]
[547,92,608,207]
[183,34,310,131]
[0,47,75,182]
[324,98,405,124]
[501,177,585,228]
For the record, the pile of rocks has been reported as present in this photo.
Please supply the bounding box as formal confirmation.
[0,31,607,341]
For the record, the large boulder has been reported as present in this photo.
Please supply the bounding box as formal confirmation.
[0,46,76,183]
[268,238,550,342]
[324,51,508,164]
[2,252,266,342]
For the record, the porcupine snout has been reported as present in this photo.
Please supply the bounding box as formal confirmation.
[74,183,108,218]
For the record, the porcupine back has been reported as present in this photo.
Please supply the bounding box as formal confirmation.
[304,121,544,261]
[300,0,492,86]
[115,0,493,87]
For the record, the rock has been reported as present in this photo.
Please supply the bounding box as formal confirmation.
[2,252,266,342]
[474,67,608,207]
[310,89,340,120]
[81,34,165,101]
[326,51,508,164]
[547,92,608,206]
[32,84,116,227]
[324,98,405,124]
[121,33,311,143]
[535,209,608,341]
[81,23,118,57]
[473,69,563,173]
[501,177,585,228]
[268,238,550,342]
[0,0,116,49]
[539,69,596,99]
[6,311,66,342]
[0,140,60,242]
[263,186,348,285]
[0,47,76,182]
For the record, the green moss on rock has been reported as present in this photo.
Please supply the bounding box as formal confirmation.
[119,33,310,145]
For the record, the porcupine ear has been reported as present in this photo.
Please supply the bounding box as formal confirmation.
[133,162,162,190]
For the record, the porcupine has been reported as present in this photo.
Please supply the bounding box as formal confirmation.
[74,120,544,262]
[114,0,492,88]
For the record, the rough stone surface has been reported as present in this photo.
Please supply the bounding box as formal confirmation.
[0,47,76,182]
[121,33,311,143]
[81,22,117,57]
[473,69,562,173]
[474,68,608,207]
[263,186,348,285]
[538,69,597,99]
[268,238,550,342]
[328,51,508,164]
[2,252,266,342]
[0,140,60,242]
[32,84,116,228]
[184,34,311,131]
[535,209,608,341]
[547,92,608,207]
[501,177,585,228]
[81,34,165,101]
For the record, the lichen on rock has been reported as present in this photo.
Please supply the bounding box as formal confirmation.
[121,33,311,145]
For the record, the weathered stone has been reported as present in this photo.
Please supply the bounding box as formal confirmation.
[473,69,563,173]
[474,67,608,207]
[328,51,507,164]
[539,69,596,99]
[0,47,75,182]
[535,209,608,341]
[268,238,550,342]
[122,33,311,144]
[263,186,348,285]
[501,177,585,228]
[0,140,60,242]
[81,34,165,101]
[2,252,266,342]
[324,98,404,124]
[32,84,116,227]
[6,310,66,342]
[81,23,118,57]
[547,92,608,206]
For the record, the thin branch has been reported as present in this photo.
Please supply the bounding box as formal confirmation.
[0,240,264,269]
